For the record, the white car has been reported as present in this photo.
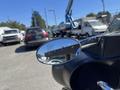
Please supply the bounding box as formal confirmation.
[0,27,11,43]
[81,19,108,36]
[1,29,21,45]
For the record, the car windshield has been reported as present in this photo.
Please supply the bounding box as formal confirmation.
[4,30,18,34]
[108,18,120,32]
[89,21,104,26]
[27,28,42,34]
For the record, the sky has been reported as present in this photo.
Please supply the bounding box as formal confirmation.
[0,0,120,26]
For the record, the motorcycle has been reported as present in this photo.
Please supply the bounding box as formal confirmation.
[36,17,120,90]
[36,36,120,90]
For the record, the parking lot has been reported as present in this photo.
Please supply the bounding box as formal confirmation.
[0,43,62,90]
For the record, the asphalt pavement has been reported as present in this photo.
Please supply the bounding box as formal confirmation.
[0,43,62,90]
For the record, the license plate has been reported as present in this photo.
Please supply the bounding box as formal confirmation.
[36,35,42,39]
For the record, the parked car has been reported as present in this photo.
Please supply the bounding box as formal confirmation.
[80,18,108,36]
[65,18,108,38]
[1,28,21,45]
[0,27,11,43]
[24,27,49,48]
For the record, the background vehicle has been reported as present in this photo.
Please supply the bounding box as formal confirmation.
[108,17,120,33]
[65,0,107,38]
[52,29,61,38]
[1,28,21,45]
[80,18,108,36]
[24,27,49,48]
[59,18,107,38]
[0,27,11,43]
[36,33,120,90]
[35,0,120,90]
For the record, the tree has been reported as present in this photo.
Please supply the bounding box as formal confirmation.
[0,20,26,30]
[86,13,97,17]
[31,11,46,29]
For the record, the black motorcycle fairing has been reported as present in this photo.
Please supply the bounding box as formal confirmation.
[52,51,91,87]
[82,34,120,60]
[52,33,120,90]
[70,62,120,90]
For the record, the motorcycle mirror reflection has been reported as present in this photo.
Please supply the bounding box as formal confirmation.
[36,38,80,65]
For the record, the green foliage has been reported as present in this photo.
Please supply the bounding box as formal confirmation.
[0,20,26,30]
[86,11,111,24]
[86,13,97,17]
[31,11,46,29]
[97,11,111,17]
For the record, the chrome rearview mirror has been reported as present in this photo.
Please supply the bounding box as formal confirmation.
[36,38,80,65]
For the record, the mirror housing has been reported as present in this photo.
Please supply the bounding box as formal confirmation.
[36,38,80,65]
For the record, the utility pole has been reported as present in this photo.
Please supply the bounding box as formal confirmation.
[32,13,38,27]
[44,8,48,29]
[101,0,105,12]
[32,10,39,27]
[49,9,57,25]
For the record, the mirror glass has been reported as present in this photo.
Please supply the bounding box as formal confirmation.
[36,38,80,65]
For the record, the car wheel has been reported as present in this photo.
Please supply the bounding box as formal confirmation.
[18,41,21,44]
[3,43,8,46]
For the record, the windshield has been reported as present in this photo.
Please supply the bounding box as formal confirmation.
[4,30,18,34]
[108,18,120,32]
[89,21,104,26]
[27,28,42,34]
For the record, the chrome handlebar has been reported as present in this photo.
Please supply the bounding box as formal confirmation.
[97,81,114,90]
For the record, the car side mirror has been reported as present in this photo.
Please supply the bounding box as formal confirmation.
[36,38,80,65]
